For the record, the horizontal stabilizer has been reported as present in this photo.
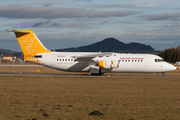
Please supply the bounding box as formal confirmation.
[6,30,31,34]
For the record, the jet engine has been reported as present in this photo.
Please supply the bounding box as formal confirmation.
[99,60,119,69]
[112,61,119,68]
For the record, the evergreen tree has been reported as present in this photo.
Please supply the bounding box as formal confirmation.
[158,46,180,63]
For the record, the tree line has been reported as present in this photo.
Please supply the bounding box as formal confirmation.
[158,46,180,63]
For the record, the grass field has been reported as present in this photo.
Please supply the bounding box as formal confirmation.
[0,65,180,120]
[0,76,180,120]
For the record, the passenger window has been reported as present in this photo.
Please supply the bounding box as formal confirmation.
[155,59,157,62]
[132,60,134,62]
[135,60,137,62]
[128,60,130,62]
[57,59,58,61]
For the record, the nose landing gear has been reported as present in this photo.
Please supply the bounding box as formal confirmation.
[162,73,166,77]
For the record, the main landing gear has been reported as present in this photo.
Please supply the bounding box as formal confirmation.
[162,73,166,77]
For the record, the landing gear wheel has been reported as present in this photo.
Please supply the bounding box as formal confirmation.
[162,73,166,77]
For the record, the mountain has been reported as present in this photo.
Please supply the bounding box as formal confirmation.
[0,49,22,57]
[0,38,157,57]
[55,38,157,53]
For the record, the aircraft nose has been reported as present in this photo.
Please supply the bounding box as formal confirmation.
[164,64,177,72]
[170,65,177,71]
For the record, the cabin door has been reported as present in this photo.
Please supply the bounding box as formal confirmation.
[145,58,150,67]
[50,56,56,66]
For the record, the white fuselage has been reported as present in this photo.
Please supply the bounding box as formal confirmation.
[35,52,176,74]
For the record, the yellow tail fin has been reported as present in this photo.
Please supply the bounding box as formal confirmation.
[6,30,52,61]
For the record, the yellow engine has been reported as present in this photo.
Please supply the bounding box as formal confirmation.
[99,60,119,69]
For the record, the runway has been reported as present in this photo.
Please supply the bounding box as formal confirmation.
[0,72,180,78]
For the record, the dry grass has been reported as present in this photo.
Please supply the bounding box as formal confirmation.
[0,76,180,120]
[0,65,180,119]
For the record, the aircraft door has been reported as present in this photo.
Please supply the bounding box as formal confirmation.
[145,58,150,67]
[50,56,56,66]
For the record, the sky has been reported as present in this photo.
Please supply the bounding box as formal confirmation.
[1,0,180,52]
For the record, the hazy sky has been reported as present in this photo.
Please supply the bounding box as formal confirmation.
[1,0,180,51]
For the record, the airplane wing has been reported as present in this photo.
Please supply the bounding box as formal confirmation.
[73,52,113,61]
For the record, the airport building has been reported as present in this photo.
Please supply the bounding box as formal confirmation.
[1,54,16,62]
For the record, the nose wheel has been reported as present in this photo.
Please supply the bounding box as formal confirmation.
[162,73,166,77]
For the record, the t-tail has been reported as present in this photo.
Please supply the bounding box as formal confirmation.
[6,30,52,62]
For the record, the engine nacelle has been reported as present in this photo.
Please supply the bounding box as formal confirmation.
[99,60,111,69]
[99,60,119,69]
[112,61,119,68]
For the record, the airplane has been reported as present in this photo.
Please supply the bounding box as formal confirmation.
[6,29,176,77]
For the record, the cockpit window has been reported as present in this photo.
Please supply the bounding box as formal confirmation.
[155,59,165,62]
[158,59,161,62]
[162,59,165,62]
